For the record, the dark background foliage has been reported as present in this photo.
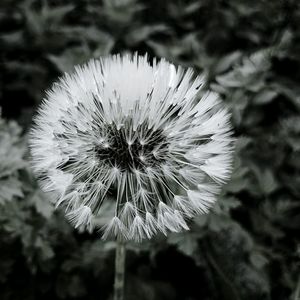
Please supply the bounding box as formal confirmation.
[1,0,300,299]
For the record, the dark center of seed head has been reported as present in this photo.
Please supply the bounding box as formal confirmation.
[95,122,168,172]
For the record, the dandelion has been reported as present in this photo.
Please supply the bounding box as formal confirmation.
[29,53,234,242]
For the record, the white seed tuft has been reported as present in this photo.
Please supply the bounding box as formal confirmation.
[66,205,93,232]
[29,53,234,241]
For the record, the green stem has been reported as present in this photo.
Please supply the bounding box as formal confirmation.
[294,274,300,300]
[114,240,126,300]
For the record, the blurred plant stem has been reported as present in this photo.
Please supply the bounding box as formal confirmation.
[114,240,126,300]
[294,275,300,300]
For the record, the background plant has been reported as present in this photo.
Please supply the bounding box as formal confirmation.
[0,0,300,299]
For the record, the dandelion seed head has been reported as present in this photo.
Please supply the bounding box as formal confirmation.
[29,53,235,242]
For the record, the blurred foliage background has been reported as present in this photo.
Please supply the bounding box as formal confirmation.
[1,0,300,299]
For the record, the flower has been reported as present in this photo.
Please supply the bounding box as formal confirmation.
[29,53,234,242]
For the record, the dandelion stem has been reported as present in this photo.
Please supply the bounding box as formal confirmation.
[114,240,126,300]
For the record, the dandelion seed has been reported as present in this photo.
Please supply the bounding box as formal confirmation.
[29,53,234,242]
[67,205,93,232]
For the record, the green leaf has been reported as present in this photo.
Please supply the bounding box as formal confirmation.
[168,232,200,257]
[250,252,269,269]
[212,51,242,74]
[48,47,92,73]
[125,24,171,45]
[30,191,54,219]
[0,178,23,204]
[256,169,278,195]
[253,89,278,105]
[216,72,243,88]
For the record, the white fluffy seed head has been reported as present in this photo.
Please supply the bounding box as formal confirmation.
[29,53,235,242]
